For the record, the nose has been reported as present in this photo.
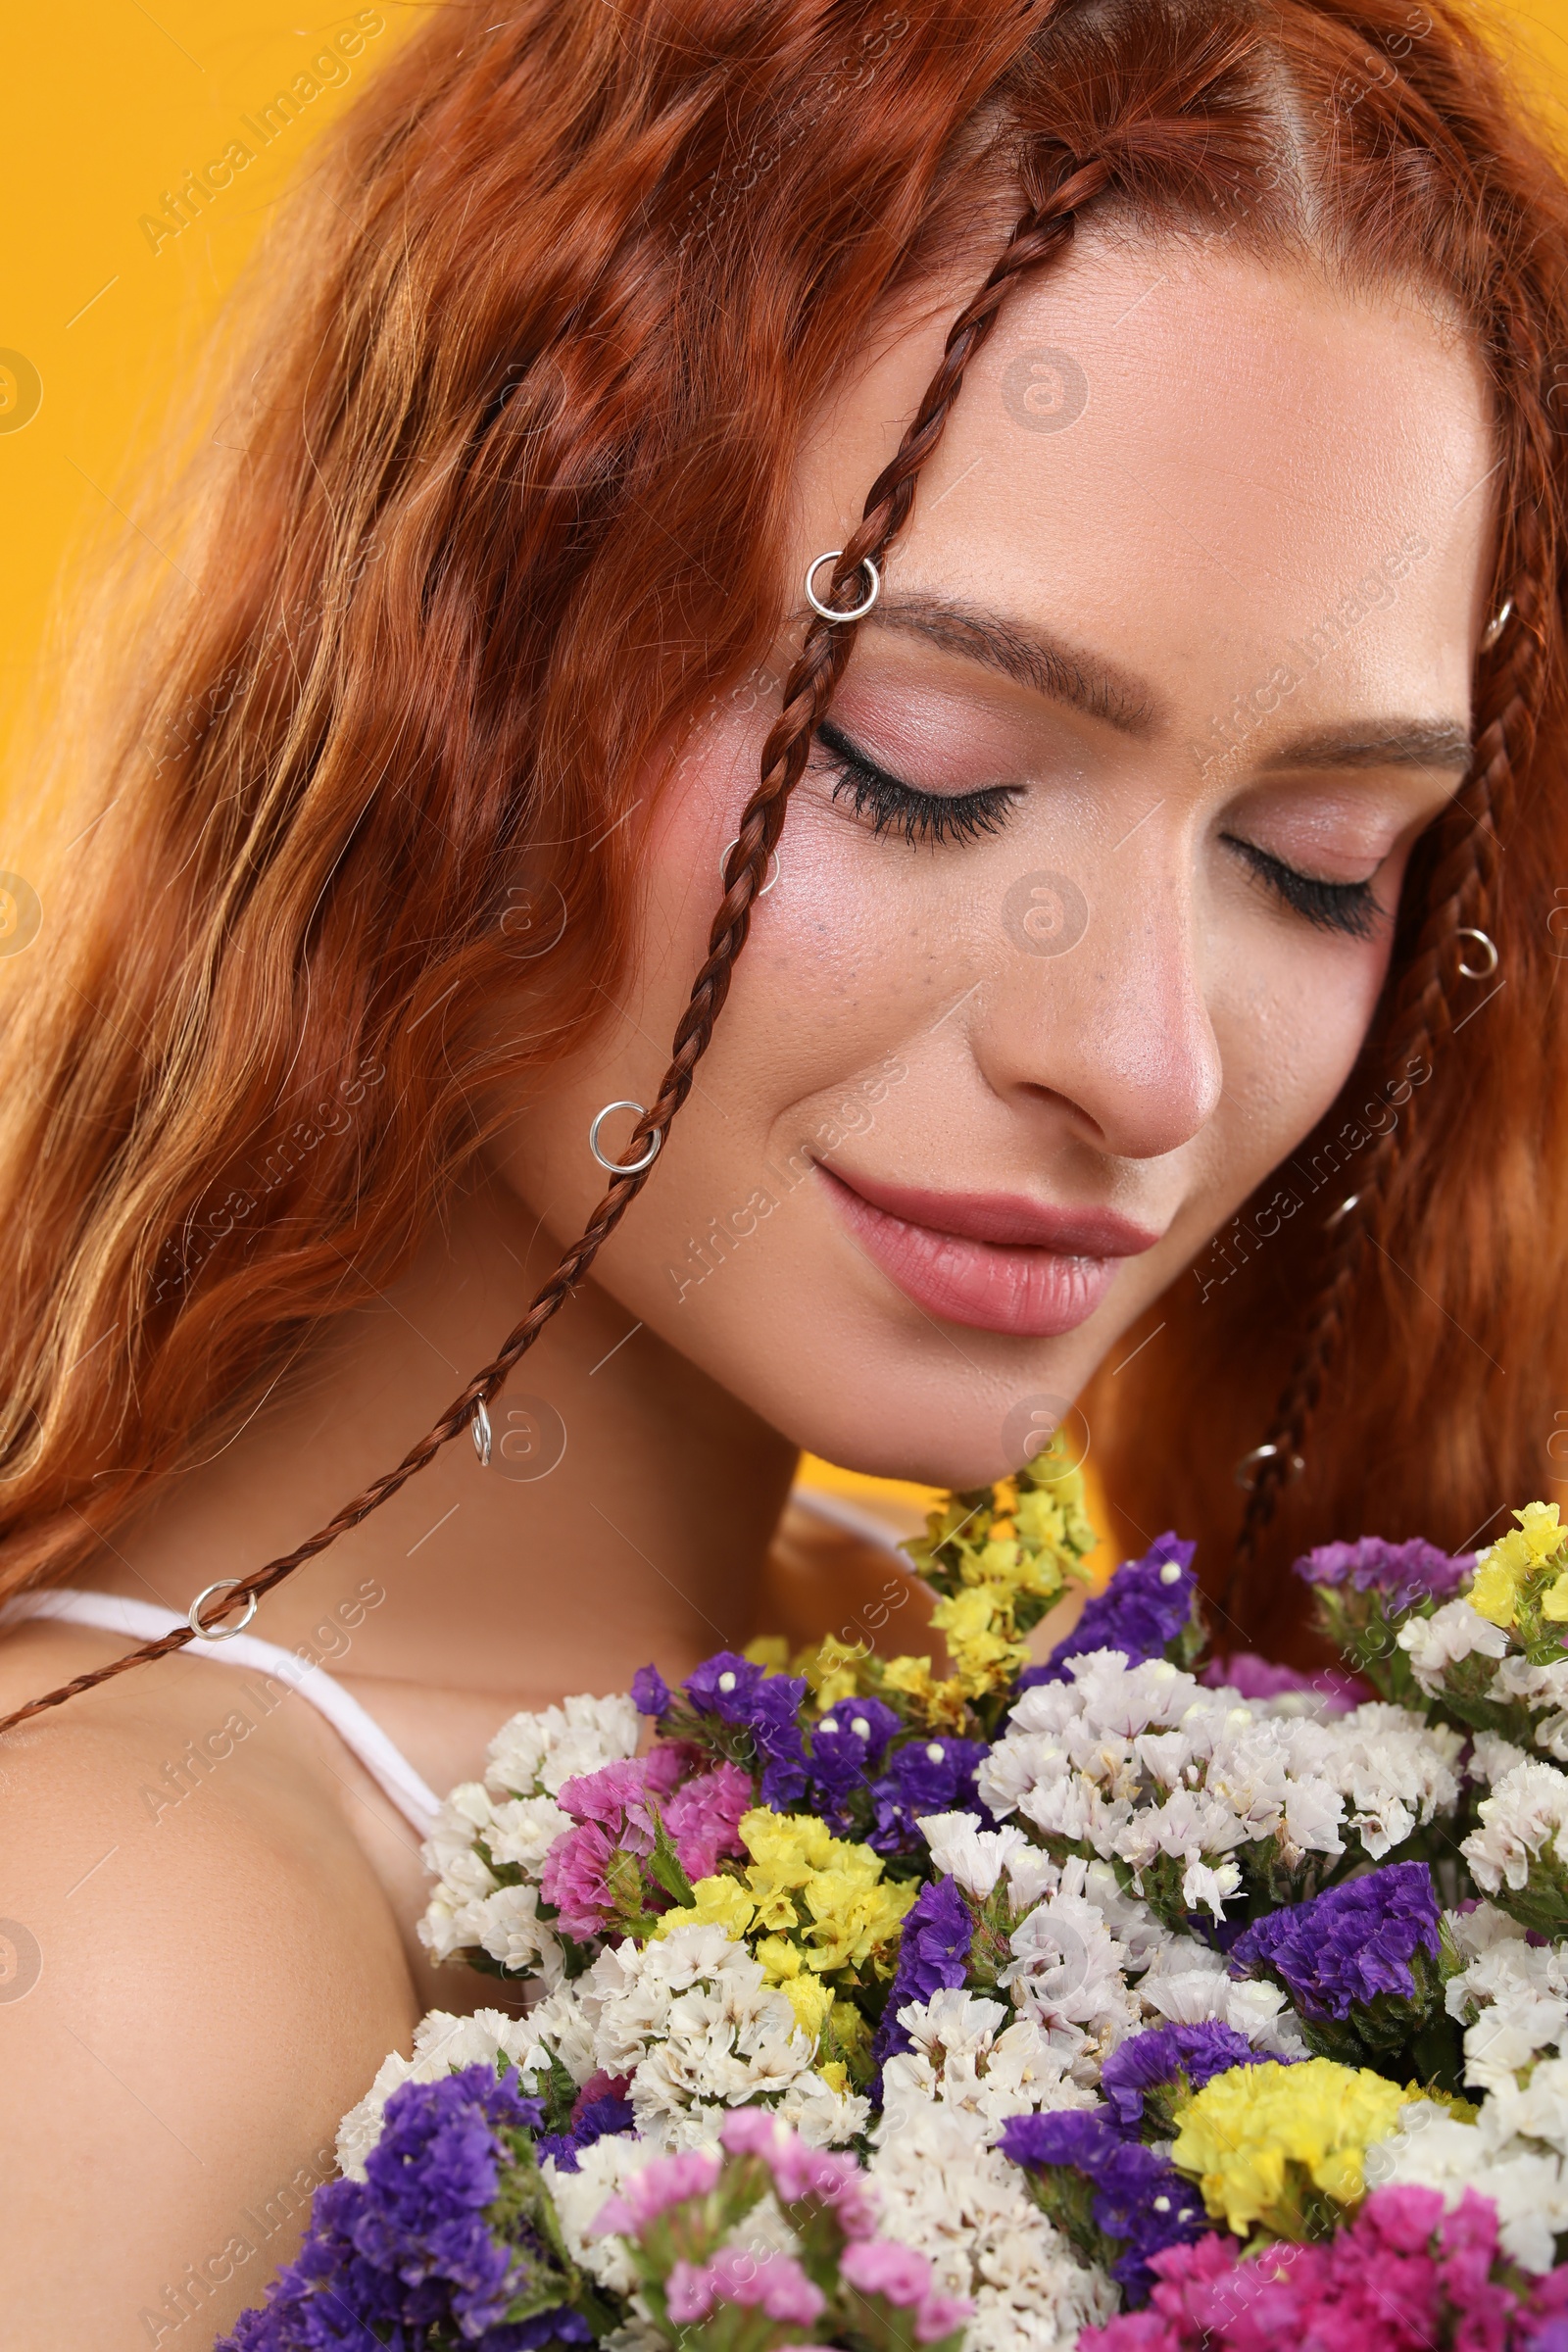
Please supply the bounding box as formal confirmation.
[979,854,1223,1161]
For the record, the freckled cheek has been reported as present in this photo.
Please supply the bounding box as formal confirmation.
[1210,938,1393,1175]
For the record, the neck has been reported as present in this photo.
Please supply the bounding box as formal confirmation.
[80,1169,798,1708]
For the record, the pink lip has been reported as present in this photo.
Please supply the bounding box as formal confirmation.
[817,1164,1162,1339]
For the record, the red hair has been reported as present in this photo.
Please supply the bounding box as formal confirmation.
[1,0,1566,1684]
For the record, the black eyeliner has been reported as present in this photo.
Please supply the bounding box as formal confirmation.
[1222,834,1382,940]
[813,717,1017,847]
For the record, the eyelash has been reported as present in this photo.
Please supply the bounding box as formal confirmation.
[812,722,1383,937]
[813,719,1018,846]
[1222,835,1382,940]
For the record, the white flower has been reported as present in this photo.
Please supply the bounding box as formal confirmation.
[880,1988,1094,2142]
[545,2132,662,2296]
[997,1862,1140,2068]
[1470,1732,1533,1788]
[1367,2092,1568,2274]
[1315,1702,1463,1859]
[868,2101,1117,2349]
[919,1812,1029,1899]
[486,1791,572,1872]
[1396,1600,1509,1690]
[1462,1760,1568,1894]
[484,1692,642,1799]
[1181,1857,1243,1920]
[334,2007,543,2179]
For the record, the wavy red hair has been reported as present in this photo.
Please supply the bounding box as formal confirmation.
[1,0,1566,1666]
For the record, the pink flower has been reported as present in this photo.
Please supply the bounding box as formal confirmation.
[915,2292,974,2343]
[718,2109,878,2237]
[665,2259,717,2325]
[539,1819,622,1937]
[589,2146,721,2238]
[662,1760,753,1881]
[558,1758,659,1842]
[841,2239,933,2307]
[708,2246,826,2326]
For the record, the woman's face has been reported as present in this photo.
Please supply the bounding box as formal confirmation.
[493,238,1494,1487]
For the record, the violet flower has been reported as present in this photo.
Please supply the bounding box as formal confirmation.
[1293,1536,1472,1611]
[219,2068,590,2351]
[869,1734,988,1856]
[1023,1534,1197,1688]
[1002,2110,1209,2304]
[1099,2022,1277,2134]
[684,1651,809,1808]
[873,1875,972,2068]
[1228,1861,1443,2024]
[807,1694,901,1830]
[631,1662,673,1719]
[536,2090,635,2176]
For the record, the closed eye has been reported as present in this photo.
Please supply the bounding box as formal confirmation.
[1222,834,1382,939]
[813,718,1019,847]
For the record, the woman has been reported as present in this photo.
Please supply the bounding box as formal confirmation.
[1,0,1565,2337]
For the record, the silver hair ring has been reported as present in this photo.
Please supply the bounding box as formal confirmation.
[589,1100,662,1176]
[1234,1441,1305,1493]
[1481,599,1513,651]
[718,839,780,897]
[1457,927,1498,979]
[471,1397,493,1468]
[804,550,881,623]
[187,1579,259,1641]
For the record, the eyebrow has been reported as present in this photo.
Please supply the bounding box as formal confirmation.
[862,592,1160,736]
[860,591,1474,776]
[1254,719,1473,775]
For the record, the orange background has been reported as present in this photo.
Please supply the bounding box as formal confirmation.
[4,1,1567,1557]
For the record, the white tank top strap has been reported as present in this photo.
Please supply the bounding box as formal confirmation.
[0,1588,442,1838]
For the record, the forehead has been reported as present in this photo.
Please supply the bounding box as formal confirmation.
[808,236,1495,730]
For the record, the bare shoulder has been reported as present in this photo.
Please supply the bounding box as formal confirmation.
[0,1624,419,2349]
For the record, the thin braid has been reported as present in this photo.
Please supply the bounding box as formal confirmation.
[1224,490,1551,1619]
[0,170,1115,1740]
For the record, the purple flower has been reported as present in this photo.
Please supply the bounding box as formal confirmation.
[631,1662,672,1718]
[1229,1861,1442,2023]
[1099,2023,1275,2132]
[873,1875,972,2067]
[869,1734,988,1855]
[684,1651,808,1808]
[1002,2111,1208,2304]
[1293,1536,1471,1611]
[536,2090,635,2175]
[1023,1535,1197,1687]
[218,2067,587,2351]
[1200,1653,1368,1711]
[808,1694,901,1827]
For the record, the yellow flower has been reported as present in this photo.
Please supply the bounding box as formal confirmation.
[882,1654,938,1702]
[807,1635,868,1708]
[1171,2058,1408,2237]
[754,1936,835,2038]
[1471,1501,1568,1627]
[801,1868,917,1972]
[654,1874,757,1943]
[743,1635,791,1672]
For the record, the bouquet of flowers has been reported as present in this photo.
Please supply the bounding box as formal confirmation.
[220,1448,1568,2352]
